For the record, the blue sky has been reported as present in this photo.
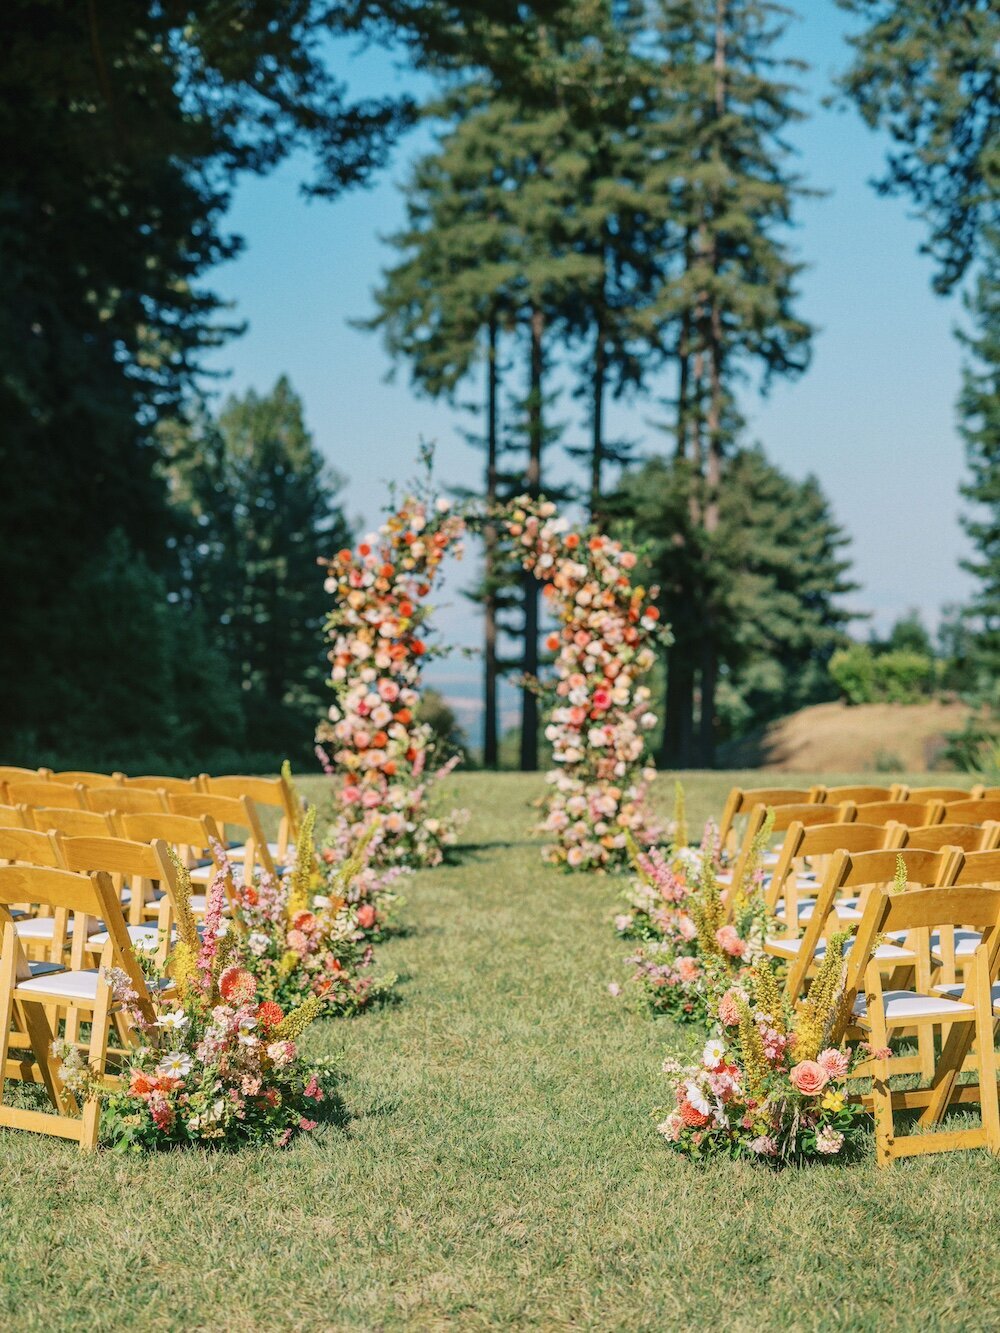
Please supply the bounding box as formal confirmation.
[205,6,974,735]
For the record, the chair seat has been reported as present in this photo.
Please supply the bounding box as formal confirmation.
[886,927,983,959]
[934,981,1000,1013]
[775,897,862,925]
[15,968,103,1002]
[87,924,171,954]
[766,936,913,963]
[14,917,97,940]
[226,841,293,863]
[853,989,975,1023]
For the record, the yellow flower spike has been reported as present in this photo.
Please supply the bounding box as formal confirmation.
[736,998,770,1096]
[752,961,785,1034]
[280,759,303,840]
[165,847,200,954]
[793,929,853,1061]
[270,994,325,1042]
[335,819,380,894]
[672,780,688,851]
[892,854,908,894]
[286,805,317,920]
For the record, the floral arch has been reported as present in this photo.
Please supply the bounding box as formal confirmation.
[316,490,668,873]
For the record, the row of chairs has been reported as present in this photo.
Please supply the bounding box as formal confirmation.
[712,782,1000,1165]
[718,781,999,852]
[0,767,306,1149]
[0,769,299,865]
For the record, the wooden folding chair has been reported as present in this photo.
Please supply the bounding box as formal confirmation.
[905,823,1000,854]
[899,786,974,805]
[779,847,961,1012]
[942,799,1000,826]
[200,773,300,865]
[0,864,159,1150]
[722,801,855,901]
[119,775,201,794]
[57,836,179,964]
[918,850,1000,990]
[764,820,907,938]
[0,804,27,830]
[29,807,117,839]
[84,786,169,816]
[48,771,120,788]
[167,791,275,880]
[0,826,75,963]
[717,785,824,855]
[854,800,945,828]
[114,812,227,917]
[0,767,41,785]
[843,883,1000,1165]
[4,780,86,811]
[820,785,897,805]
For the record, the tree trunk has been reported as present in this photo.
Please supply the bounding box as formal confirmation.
[519,305,545,772]
[590,319,606,519]
[660,643,695,769]
[483,314,500,769]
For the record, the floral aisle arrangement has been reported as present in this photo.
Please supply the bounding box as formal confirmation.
[74,864,337,1152]
[500,496,668,872]
[316,491,468,870]
[232,809,397,1013]
[657,949,882,1163]
[614,808,774,1022]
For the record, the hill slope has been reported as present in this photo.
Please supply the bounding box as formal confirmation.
[718,699,972,773]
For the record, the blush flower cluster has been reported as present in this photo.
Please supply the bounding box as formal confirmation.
[500,497,667,871]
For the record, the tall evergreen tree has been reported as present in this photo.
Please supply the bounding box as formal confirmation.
[958,238,1000,679]
[168,377,352,760]
[639,0,813,763]
[610,447,855,748]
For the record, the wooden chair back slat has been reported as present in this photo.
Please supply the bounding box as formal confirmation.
[904,823,1000,853]
[854,800,944,828]
[943,799,1000,825]
[30,807,116,838]
[5,780,86,810]
[84,787,168,816]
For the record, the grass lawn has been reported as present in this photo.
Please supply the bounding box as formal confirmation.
[3,769,1000,1331]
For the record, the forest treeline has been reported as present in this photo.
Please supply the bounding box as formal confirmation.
[0,0,995,772]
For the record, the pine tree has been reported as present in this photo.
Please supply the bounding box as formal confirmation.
[958,238,1000,679]
[168,377,352,760]
[837,0,999,295]
[639,0,814,763]
[609,447,855,750]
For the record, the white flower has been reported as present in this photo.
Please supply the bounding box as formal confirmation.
[435,496,451,512]
[613,913,633,933]
[155,1010,189,1032]
[247,931,271,957]
[702,1039,726,1070]
[815,1126,844,1155]
[684,1080,712,1116]
[157,1051,192,1078]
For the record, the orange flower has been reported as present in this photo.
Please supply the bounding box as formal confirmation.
[337,548,353,564]
[396,708,413,725]
[545,634,560,651]
[398,600,414,617]
[257,1001,284,1031]
[565,533,580,549]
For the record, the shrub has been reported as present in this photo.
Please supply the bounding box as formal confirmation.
[828,644,877,704]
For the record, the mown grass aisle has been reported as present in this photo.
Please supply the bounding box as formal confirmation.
[2,772,1000,1330]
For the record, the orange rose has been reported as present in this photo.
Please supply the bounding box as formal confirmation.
[788,1060,829,1096]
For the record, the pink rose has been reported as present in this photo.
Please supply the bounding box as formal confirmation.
[592,688,611,711]
[788,1060,829,1096]
[341,785,361,805]
[356,904,377,930]
[817,1048,850,1079]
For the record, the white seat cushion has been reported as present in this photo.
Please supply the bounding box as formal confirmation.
[87,924,171,954]
[766,937,912,963]
[776,897,863,925]
[934,981,1000,1012]
[16,968,102,1002]
[227,840,293,863]
[853,989,975,1022]
[14,917,80,940]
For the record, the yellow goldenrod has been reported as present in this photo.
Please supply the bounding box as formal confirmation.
[166,848,200,953]
[281,759,303,839]
[737,998,770,1095]
[731,808,774,919]
[286,805,317,919]
[753,961,785,1034]
[794,930,852,1061]
[672,781,688,852]
[691,854,725,959]
[892,853,908,894]
[271,994,325,1042]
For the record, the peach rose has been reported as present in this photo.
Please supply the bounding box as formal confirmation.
[788,1060,829,1096]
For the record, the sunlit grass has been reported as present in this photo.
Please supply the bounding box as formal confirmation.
[1,769,997,1331]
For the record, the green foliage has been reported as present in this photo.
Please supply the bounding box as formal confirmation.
[417,688,470,763]
[610,446,855,751]
[836,0,999,294]
[829,643,936,706]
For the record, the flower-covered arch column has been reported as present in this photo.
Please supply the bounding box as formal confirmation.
[501,496,668,871]
[316,494,467,868]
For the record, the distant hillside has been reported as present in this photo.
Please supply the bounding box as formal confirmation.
[717,700,973,774]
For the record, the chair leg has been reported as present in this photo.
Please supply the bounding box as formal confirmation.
[79,986,111,1151]
[868,1009,895,1167]
[975,988,1000,1154]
